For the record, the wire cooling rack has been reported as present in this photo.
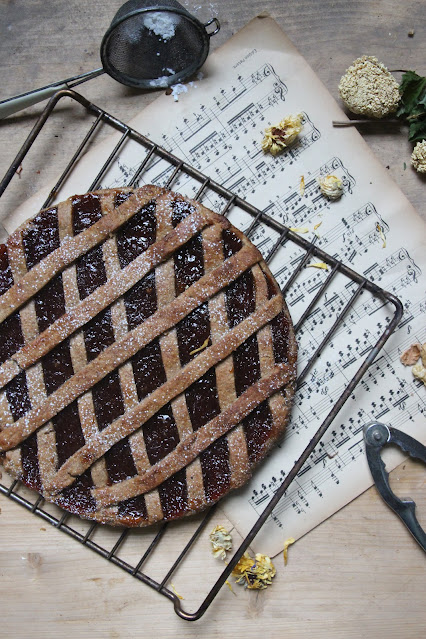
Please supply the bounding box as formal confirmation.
[0,90,403,620]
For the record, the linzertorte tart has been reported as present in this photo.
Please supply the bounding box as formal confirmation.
[0,186,297,527]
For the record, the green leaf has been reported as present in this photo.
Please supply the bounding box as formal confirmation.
[398,70,426,142]
[408,118,426,143]
[398,72,426,112]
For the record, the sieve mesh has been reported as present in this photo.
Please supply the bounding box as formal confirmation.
[100,2,217,88]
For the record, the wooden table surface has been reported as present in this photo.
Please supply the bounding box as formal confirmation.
[0,2,425,637]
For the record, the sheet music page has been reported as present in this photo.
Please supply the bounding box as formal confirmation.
[4,17,425,556]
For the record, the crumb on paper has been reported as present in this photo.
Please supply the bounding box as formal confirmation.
[318,174,343,200]
[289,226,309,234]
[171,83,188,101]
[400,343,422,366]
[338,55,400,118]
[283,537,295,566]
[169,74,203,102]
[40,527,46,531]
[300,175,305,196]
[209,524,232,560]
[190,337,209,355]
[232,552,276,590]
[376,223,387,247]
[307,261,329,270]
[170,582,184,599]
[411,140,426,173]
[261,113,303,155]
[408,30,415,37]
[16,164,23,178]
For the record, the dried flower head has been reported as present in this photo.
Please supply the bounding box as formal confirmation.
[411,140,426,173]
[338,56,400,118]
[400,343,422,367]
[318,174,344,200]
[209,524,232,560]
[232,552,276,589]
[262,114,303,155]
[413,361,426,385]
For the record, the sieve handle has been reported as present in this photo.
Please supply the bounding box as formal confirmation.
[0,68,104,120]
[204,17,220,37]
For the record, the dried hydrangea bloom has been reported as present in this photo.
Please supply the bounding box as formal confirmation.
[262,113,303,155]
[209,524,232,560]
[318,174,344,200]
[232,551,276,589]
[411,140,426,173]
[338,55,400,118]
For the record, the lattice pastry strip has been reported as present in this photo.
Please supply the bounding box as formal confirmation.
[0,186,297,527]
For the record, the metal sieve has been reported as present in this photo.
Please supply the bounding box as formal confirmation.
[0,0,220,119]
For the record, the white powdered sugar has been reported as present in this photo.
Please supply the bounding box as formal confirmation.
[142,11,180,41]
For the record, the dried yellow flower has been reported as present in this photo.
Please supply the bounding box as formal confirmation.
[232,552,276,589]
[421,343,426,368]
[307,261,329,270]
[318,174,344,200]
[283,537,295,566]
[262,113,303,155]
[209,524,232,560]
[413,361,426,385]
[300,175,305,196]
[400,343,422,366]
[411,140,426,173]
[412,343,426,385]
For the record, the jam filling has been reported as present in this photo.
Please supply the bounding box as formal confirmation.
[0,247,24,365]
[72,193,103,235]
[35,274,66,333]
[124,271,157,331]
[23,206,60,268]
[92,371,125,432]
[84,308,115,362]
[53,402,85,468]
[116,200,157,268]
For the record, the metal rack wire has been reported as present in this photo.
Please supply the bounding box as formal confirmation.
[0,90,403,621]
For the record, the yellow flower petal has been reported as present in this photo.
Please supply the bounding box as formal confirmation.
[307,261,329,270]
[283,537,296,566]
[190,337,209,355]
[300,175,305,196]
[376,223,386,248]
[289,226,309,234]
[170,582,184,599]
